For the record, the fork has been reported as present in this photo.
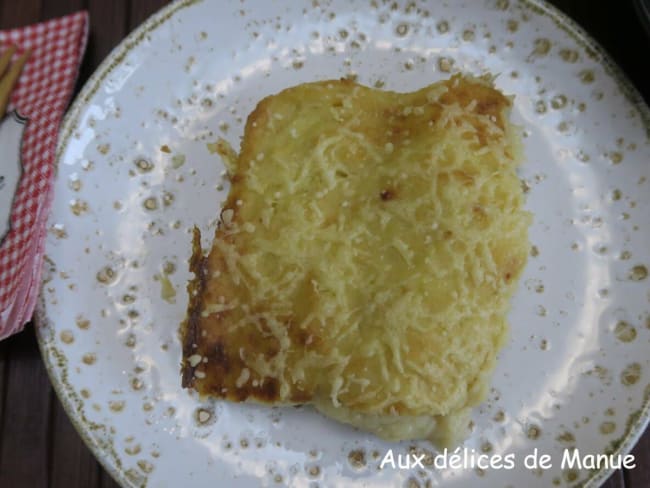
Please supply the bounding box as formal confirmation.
[0,45,31,117]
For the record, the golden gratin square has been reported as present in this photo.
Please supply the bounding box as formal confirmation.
[181,75,530,446]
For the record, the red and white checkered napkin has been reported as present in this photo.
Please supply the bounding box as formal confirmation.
[0,12,89,340]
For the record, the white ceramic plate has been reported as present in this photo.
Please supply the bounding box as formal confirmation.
[36,0,650,486]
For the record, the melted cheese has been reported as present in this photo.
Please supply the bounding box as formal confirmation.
[180,75,531,447]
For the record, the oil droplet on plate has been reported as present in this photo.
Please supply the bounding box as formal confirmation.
[563,469,579,483]
[526,424,541,440]
[395,23,409,37]
[348,449,366,469]
[131,377,144,391]
[109,400,126,412]
[550,94,567,109]
[156,273,176,303]
[559,48,579,63]
[137,460,154,474]
[76,315,90,329]
[462,29,475,41]
[70,199,89,216]
[135,158,154,173]
[82,353,96,365]
[532,38,551,57]
[143,197,158,211]
[125,444,142,455]
[193,406,215,425]
[163,261,176,274]
[162,192,174,207]
[60,330,74,344]
[620,363,641,386]
[96,266,117,284]
[607,151,623,164]
[614,321,636,342]
[556,431,575,443]
[68,176,82,191]
[628,265,647,281]
[49,224,68,239]
[579,69,595,84]
[599,421,616,435]
[171,154,186,168]
[405,477,422,487]
[437,56,454,73]
[436,20,449,33]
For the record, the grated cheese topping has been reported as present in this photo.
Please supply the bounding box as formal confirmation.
[180,75,531,447]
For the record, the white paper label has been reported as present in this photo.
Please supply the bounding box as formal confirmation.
[0,111,27,245]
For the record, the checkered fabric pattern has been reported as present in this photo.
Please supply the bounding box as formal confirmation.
[0,12,88,340]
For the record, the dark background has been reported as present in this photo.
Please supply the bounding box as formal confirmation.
[0,0,648,486]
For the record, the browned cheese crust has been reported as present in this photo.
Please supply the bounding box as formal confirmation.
[180,75,530,443]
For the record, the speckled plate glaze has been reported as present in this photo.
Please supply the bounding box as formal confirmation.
[35,0,650,486]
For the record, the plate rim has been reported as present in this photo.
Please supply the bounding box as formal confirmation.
[34,0,650,487]
[35,3,203,487]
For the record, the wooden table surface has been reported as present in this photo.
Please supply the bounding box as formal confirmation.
[0,0,648,487]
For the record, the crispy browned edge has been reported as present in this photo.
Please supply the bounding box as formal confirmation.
[180,227,205,388]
